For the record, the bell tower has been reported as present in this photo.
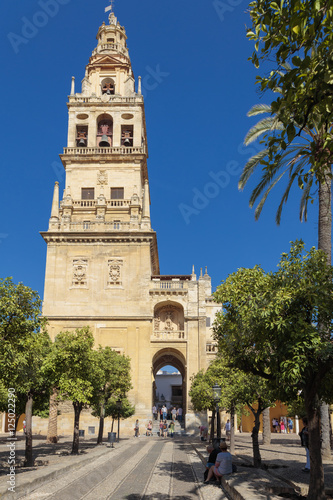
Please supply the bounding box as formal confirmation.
[41,7,219,434]
[41,8,159,405]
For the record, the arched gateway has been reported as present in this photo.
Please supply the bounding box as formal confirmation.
[40,7,221,436]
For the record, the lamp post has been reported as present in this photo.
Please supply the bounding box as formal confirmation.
[212,382,222,439]
[116,399,122,442]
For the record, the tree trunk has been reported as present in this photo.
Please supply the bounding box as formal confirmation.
[97,404,104,445]
[72,402,82,455]
[251,410,261,468]
[111,418,114,433]
[318,174,332,461]
[230,404,235,455]
[46,388,58,444]
[24,394,34,467]
[262,407,271,445]
[305,390,327,500]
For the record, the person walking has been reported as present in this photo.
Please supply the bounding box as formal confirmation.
[134,419,140,438]
[225,419,231,440]
[169,420,175,437]
[287,418,293,434]
[152,405,157,420]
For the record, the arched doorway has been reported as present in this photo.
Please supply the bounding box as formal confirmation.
[152,349,186,422]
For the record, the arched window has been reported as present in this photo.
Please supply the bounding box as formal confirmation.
[97,114,113,147]
[101,78,115,96]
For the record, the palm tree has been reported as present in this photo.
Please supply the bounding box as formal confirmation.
[239,102,332,489]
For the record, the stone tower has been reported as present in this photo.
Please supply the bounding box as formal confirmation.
[41,9,219,434]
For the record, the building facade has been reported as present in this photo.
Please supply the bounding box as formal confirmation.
[41,10,219,435]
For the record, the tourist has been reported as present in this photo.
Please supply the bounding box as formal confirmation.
[146,420,152,436]
[159,420,164,437]
[204,441,233,484]
[225,419,231,440]
[169,420,175,437]
[280,418,286,433]
[134,419,140,438]
[299,418,310,472]
[152,405,157,420]
[163,420,168,438]
[171,407,177,420]
[177,407,183,422]
[162,404,167,420]
[272,418,278,433]
[204,444,219,481]
[287,418,293,434]
[199,425,208,441]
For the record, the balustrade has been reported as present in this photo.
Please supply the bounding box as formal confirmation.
[152,330,186,341]
[63,146,146,155]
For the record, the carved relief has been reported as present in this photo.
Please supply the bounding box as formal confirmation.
[97,170,108,185]
[72,259,88,286]
[154,305,184,332]
[108,259,123,286]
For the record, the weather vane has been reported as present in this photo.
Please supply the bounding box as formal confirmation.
[105,0,115,14]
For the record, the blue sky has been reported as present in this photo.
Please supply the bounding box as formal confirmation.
[1,0,320,298]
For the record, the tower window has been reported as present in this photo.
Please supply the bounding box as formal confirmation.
[113,220,121,230]
[81,188,95,200]
[121,125,133,147]
[101,78,115,96]
[107,38,115,43]
[111,188,124,200]
[97,117,113,147]
[76,126,88,147]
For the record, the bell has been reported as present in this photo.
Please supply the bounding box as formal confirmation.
[123,138,131,147]
[106,89,111,95]
[78,138,86,147]
[99,135,110,147]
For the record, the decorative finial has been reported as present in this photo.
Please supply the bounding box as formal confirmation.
[105,0,117,25]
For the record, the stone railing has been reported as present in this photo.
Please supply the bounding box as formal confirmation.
[63,146,146,155]
[151,281,185,290]
[68,95,143,104]
[67,221,140,232]
[206,343,218,353]
[152,330,186,341]
[71,199,130,208]
[92,43,128,56]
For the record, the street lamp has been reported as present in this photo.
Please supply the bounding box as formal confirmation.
[116,399,122,442]
[212,382,221,439]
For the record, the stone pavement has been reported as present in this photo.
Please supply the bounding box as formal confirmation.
[0,432,331,499]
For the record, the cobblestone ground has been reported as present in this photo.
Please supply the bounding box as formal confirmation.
[9,437,228,500]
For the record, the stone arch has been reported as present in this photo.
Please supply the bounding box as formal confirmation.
[96,113,113,147]
[101,77,115,95]
[152,348,186,418]
[153,301,184,340]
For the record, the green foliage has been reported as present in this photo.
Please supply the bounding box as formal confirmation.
[104,396,135,421]
[0,277,47,387]
[90,346,132,417]
[213,241,333,404]
[190,356,275,415]
[242,1,333,222]
[46,327,97,406]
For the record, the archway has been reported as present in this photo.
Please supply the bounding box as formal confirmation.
[152,348,186,423]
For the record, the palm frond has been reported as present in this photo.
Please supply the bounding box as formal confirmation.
[253,172,286,220]
[239,149,269,190]
[247,104,272,117]
[249,166,287,208]
[245,117,283,145]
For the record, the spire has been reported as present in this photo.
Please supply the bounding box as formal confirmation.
[70,76,75,96]
[50,182,59,220]
[142,180,150,219]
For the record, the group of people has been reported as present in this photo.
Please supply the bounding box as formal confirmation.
[152,404,182,422]
[272,417,293,433]
[203,440,233,485]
